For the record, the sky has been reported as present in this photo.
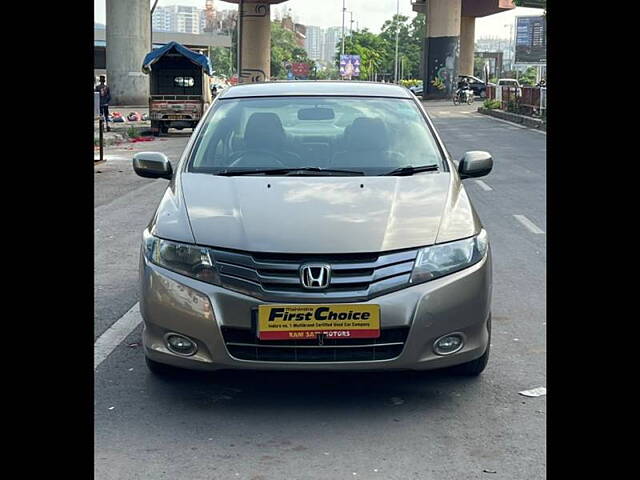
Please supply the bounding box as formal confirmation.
[94,1,544,40]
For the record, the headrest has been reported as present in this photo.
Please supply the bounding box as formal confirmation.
[244,112,285,150]
[346,117,389,150]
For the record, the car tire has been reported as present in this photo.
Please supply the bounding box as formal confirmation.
[450,316,491,376]
[145,356,182,377]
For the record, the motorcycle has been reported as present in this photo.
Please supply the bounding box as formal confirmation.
[453,87,474,105]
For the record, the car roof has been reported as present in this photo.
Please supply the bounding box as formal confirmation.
[459,75,482,81]
[218,80,413,99]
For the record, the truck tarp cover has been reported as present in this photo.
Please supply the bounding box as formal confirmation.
[142,41,213,76]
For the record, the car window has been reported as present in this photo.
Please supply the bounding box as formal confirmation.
[174,77,195,87]
[188,96,445,175]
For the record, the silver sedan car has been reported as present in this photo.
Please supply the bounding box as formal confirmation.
[133,81,493,377]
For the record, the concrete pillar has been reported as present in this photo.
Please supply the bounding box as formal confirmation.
[106,0,150,106]
[459,16,476,76]
[239,2,271,83]
[422,0,462,99]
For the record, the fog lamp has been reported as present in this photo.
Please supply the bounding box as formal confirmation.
[166,334,197,356]
[434,334,464,355]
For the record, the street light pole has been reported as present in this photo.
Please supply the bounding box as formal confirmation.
[341,0,346,56]
[150,0,159,50]
[393,0,400,83]
[238,0,243,81]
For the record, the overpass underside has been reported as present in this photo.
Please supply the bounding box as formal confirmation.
[102,0,515,104]
[412,0,515,99]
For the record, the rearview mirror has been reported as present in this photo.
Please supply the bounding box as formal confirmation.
[133,152,173,180]
[458,151,493,179]
[298,107,335,120]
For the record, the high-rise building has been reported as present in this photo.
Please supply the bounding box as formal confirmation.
[152,7,172,32]
[322,27,343,64]
[280,15,306,48]
[152,5,201,34]
[305,26,323,61]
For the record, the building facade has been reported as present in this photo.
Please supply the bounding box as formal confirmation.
[152,5,201,34]
[304,26,323,61]
[322,26,343,64]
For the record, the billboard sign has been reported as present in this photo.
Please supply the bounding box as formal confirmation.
[292,62,310,78]
[340,55,361,78]
[515,16,546,64]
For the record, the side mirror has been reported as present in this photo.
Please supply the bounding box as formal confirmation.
[133,152,173,180]
[458,151,493,179]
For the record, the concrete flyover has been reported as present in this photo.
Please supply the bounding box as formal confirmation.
[100,0,232,106]
[102,0,517,102]
[105,0,150,106]
[221,1,289,84]
[412,0,515,99]
[95,29,232,81]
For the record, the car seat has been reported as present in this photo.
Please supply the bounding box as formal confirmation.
[331,117,398,168]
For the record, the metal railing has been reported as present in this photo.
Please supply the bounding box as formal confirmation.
[486,86,546,119]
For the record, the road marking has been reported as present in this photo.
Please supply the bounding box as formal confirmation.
[482,114,547,135]
[94,303,142,371]
[514,215,545,234]
[474,180,493,191]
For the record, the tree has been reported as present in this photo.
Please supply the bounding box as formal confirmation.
[209,47,234,78]
[335,13,425,81]
[518,66,538,86]
[270,21,313,79]
[336,29,388,80]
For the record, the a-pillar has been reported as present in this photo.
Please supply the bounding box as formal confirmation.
[459,16,476,76]
[106,0,150,106]
[422,0,462,99]
[239,1,271,83]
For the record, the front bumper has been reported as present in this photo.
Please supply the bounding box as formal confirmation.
[139,249,492,372]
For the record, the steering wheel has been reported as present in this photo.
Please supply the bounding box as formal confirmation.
[227,149,287,168]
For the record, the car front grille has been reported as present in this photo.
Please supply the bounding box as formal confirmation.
[221,326,410,362]
[210,248,418,302]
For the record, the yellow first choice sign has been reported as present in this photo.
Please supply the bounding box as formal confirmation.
[258,304,380,340]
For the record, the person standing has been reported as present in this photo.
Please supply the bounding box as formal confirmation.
[95,75,112,132]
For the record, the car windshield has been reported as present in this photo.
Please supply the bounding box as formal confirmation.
[188,96,445,176]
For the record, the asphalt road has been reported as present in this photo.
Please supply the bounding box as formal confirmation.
[94,103,546,480]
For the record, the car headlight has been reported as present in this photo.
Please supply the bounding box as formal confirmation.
[142,229,221,285]
[410,229,489,284]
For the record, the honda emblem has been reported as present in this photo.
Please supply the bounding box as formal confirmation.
[300,264,331,289]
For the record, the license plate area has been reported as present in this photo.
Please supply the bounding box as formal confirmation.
[256,304,380,341]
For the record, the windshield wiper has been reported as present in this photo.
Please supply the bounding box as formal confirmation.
[381,164,439,176]
[216,167,365,176]
[283,167,365,176]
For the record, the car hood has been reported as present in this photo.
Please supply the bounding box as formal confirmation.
[160,172,477,254]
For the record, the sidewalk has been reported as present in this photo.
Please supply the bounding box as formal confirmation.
[94,106,152,146]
